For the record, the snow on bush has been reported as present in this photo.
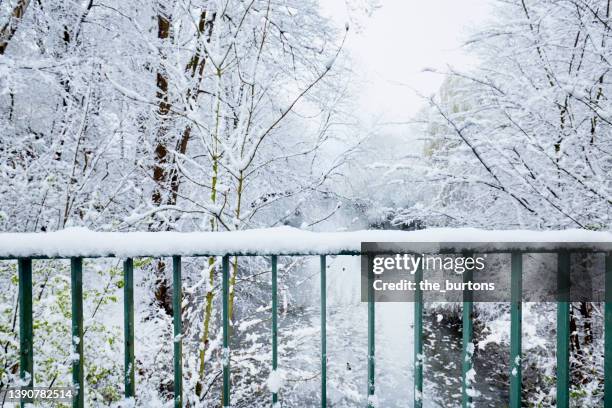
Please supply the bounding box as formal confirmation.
[266,369,286,394]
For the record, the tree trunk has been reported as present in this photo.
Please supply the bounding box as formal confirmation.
[0,0,31,55]
[152,4,173,314]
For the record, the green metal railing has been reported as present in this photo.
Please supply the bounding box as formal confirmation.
[7,247,612,407]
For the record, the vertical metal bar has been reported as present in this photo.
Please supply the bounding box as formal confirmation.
[18,258,33,408]
[510,252,522,408]
[414,263,423,408]
[320,255,327,408]
[71,258,84,408]
[605,252,612,408]
[123,258,135,400]
[556,252,570,408]
[461,254,474,408]
[271,255,279,406]
[172,256,182,408]
[367,255,375,408]
[222,255,230,407]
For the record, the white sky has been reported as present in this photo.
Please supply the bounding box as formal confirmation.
[321,0,492,125]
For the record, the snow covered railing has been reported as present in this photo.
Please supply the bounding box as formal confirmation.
[1,226,612,258]
[1,226,612,408]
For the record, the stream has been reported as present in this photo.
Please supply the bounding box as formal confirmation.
[287,255,510,407]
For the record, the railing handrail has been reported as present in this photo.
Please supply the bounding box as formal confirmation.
[0,226,611,258]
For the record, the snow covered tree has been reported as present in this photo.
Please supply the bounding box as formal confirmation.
[378,0,611,231]
[1,0,354,405]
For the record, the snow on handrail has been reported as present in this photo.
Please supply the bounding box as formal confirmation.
[0,226,610,258]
